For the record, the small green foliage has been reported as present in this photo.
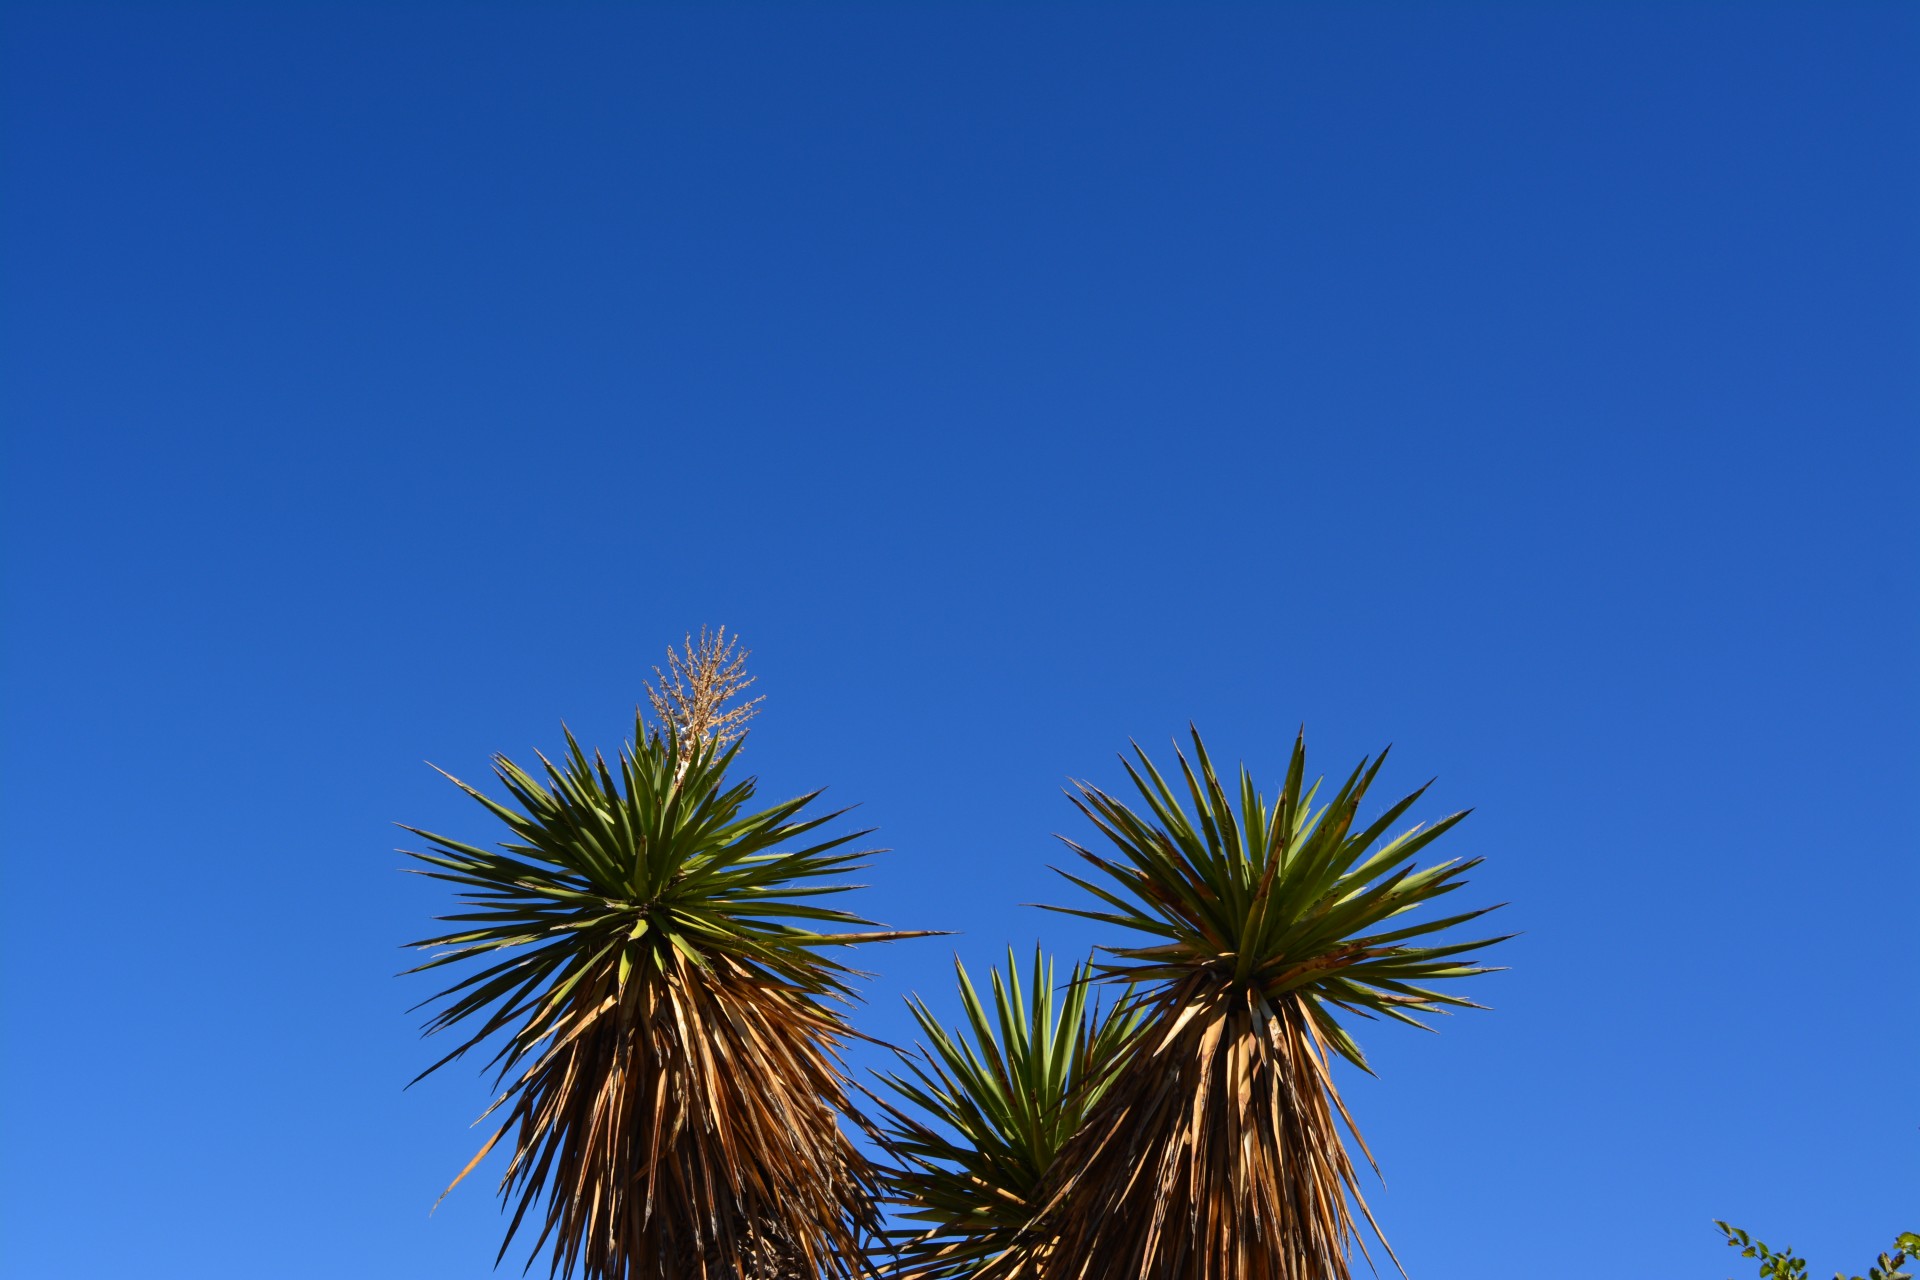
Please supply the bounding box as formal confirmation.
[873,948,1146,1280]
[1717,1221,1919,1280]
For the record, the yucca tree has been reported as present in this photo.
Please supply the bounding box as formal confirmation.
[403,632,922,1280]
[1021,728,1510,1280]
[871,949,1146,1280]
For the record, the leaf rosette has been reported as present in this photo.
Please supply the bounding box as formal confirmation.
[1024,728,1511,1280]
[405,719,921,1280]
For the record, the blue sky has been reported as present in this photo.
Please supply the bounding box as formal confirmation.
[2,3,1914,1276]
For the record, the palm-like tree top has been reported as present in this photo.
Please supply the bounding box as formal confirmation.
[1027,728,1510,1280]
[404,632,922,1280]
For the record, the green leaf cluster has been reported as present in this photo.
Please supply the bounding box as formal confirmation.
[1050,727,1510,1072]
[406,719,895,1079]
[1718,1222,1920,1280]
[872,949,1145,1280]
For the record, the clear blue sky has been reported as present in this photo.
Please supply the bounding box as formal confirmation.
[2,3,1913,1276]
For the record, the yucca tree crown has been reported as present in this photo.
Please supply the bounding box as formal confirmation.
[1027,727,1510,1280]
[404,632,923,1280]
[873,949,1146,1280]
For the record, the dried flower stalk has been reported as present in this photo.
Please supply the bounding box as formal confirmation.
[646,626,764,760]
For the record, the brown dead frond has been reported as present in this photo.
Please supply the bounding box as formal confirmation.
[486,948,880,1280]
[646,626,763,758]
[1011,980,1385,1280]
